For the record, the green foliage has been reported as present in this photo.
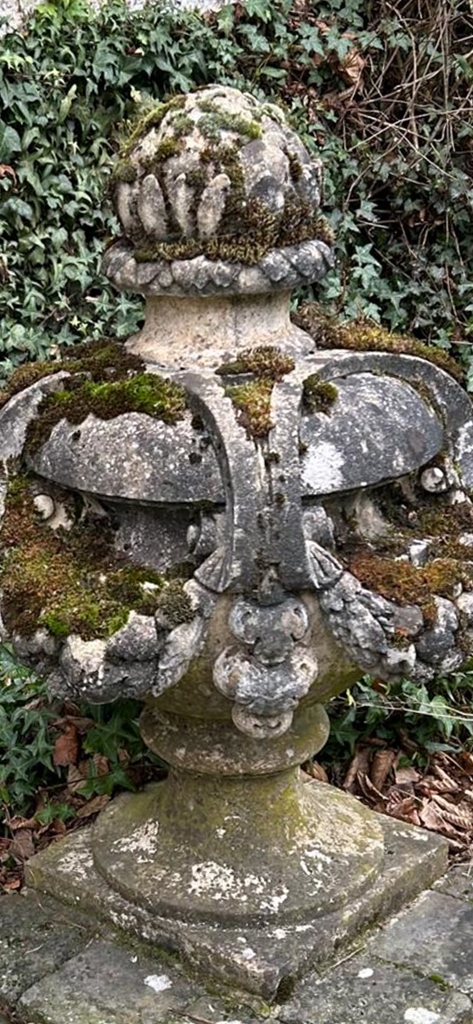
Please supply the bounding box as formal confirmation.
[0,644,59,821]
[79,700,163,798]
[0,643,163,827]
[0,0,472,380]
[325,672,473,766]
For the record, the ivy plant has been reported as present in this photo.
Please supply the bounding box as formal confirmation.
[0,0,472,381]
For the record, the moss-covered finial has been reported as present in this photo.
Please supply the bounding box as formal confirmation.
[108,85,331,274]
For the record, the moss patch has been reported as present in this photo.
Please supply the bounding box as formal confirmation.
[134,210,333,267]
[117,97,332,267]
[218,346,295,438]
[0,339,144,412]
[25,364,187,456]
[216,345,295,380]
[120,96,187,156]
[303,374,338,414]
[348,551,472,624]
[0,474,166,639]
[293,303,463,382]
[156,579,195,629]
[225,378,274,438]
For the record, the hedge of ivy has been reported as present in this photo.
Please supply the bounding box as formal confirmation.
[0,0,472,381]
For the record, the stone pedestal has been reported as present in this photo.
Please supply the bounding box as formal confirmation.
[27,787,447,999]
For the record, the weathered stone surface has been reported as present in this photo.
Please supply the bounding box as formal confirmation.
[0,892,92,1006]
[434,866,473,902]
[26,804,447,1000]
[278,954,473,1024]
[105,612,162,662]
[30,409,224,507]
[372,891,473,993]
[18,939,204,1024]
[300,372,443,496]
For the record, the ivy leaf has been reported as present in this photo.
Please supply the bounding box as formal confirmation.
[0,122,21,162]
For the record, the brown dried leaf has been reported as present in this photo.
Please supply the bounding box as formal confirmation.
[343,747,371,792]
[10,828,35,861]
[6,814,37,831]
[357,772,385,803]
[419,799,449,832]
[67,764,88,793]
[93,753,109,777]
[2,877,21,891]
[458,752,473,775]
[302,761,329,784]
[385,794,421,826]
[0,164,16,183]
[432,764,459,792]
[76,795,110,819]
[432,794,473,830]
[53,724,80,767]
[395,766,421,786]
[371,749,397,792]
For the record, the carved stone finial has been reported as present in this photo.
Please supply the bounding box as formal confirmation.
[103,85,334,363]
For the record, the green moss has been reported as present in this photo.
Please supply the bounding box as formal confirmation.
[217,347,296,436]
[293,303,463,382]
[121,96,186,156]
[216,346,295,380]
[303,374,338,414]
[156,579,195,629]
[225,378,274,438]
[0,339,144,412]
[130,132,331,266]
[25,370,187,456]
[0,361,60,409]
[429,974,448,988]
[143,136,183,165]
[198,109,262,142]
[0,474,166,640]
[111,158,137,184]
[171,112,194,136]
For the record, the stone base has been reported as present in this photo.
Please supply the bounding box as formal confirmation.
[26,790,447,1001]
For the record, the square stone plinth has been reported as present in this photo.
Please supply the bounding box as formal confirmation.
[25,810,447,1001]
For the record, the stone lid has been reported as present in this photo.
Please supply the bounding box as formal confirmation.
[104,85,334,298]
[28,370,443,503]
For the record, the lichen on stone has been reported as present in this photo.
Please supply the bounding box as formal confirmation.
[302,374,338,414]
[293,303,463,381]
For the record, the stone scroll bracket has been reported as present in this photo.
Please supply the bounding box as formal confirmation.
[176,367,321,736]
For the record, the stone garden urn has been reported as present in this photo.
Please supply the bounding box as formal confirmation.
[2,85,473,999]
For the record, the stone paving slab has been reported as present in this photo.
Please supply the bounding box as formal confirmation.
[372,890,473,995]
[278,953,473,1024]
[435,866,473,903]
[18,939,233,1024]
[0,891,93,1007]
